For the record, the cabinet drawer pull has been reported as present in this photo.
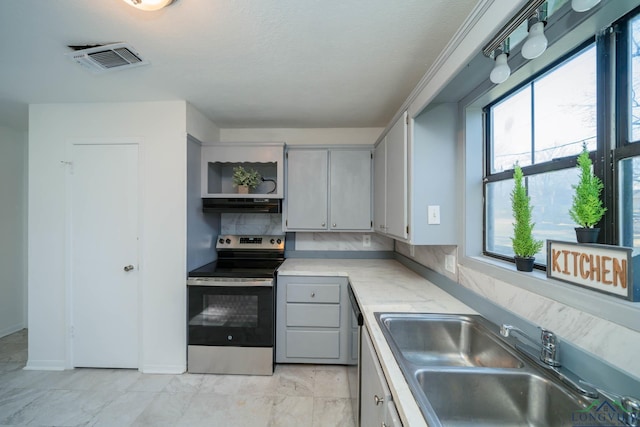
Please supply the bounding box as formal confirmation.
[311,292,315,298]
[374,395,384,405]
[332,223,337,227]
[321,222,326,227]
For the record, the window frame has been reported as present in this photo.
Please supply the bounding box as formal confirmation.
[482,38,599,269]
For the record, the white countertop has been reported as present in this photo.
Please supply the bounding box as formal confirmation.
[278,258,477,427]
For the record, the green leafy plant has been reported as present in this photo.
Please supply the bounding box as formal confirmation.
[569,145,606,228]
[511,164,543,258]
[232,166,261,189]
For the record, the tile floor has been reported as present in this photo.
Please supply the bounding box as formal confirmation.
[0,330,355,426]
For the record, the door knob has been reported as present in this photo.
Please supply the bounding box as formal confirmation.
[124,265,134,272]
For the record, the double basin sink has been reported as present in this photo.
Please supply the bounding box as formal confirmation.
[376,313,616,427]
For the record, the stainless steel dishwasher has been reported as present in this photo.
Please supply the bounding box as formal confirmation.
[348,283,364,427]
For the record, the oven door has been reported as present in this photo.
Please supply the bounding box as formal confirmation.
[187,279,274,347]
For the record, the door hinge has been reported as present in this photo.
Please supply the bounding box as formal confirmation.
[406,225,409,234]
[371,152,373,159]
[371,220,373,227]
[405,114,409,125]
[285,219,288,227]
[70,325,75,338]
[286,152,288,159]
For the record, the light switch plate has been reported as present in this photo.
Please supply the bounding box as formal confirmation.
[428,205,441,224]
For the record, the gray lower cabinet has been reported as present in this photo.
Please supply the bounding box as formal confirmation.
[276,275,351,364]
[361,326,403,427]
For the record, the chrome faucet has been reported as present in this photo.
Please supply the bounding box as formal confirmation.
[500,324,560,367]
[500,324,599,398]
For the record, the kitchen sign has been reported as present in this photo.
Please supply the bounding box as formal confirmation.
[547,240,638,301]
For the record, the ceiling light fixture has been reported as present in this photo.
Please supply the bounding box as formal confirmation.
[490,41,511,84]
[121,0,174,11]
[521,4,548,59]
[571,0,601,12]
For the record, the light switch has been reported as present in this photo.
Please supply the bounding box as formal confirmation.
[428,205,441,225]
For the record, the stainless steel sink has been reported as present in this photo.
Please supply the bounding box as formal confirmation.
[374,313,609,427]
[379,314,523,368]
[414,370,591,427]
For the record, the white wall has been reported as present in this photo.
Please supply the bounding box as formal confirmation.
[220,127,383,146]
[0,125,27,338]
[28,101,195,373]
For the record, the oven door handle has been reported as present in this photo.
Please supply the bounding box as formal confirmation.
[187,278,273,287]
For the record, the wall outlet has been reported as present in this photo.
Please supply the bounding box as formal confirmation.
[410,245,415,257]
[445,254,456,274]
[363,234,371,248]
[428,205,441,224]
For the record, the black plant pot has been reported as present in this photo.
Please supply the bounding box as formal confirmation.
[514,256,535,272]
[575,227,600,244]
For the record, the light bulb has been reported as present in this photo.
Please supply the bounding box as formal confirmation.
[571,0,601,12]
[121,0,174,11]
[521,21,548,59]
[490,53,511,84]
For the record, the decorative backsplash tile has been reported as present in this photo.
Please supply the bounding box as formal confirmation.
[295,232,393,251]
[395,242,458,282]
[221,213,283,236]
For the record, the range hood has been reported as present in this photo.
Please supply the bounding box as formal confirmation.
[202,198,282,213]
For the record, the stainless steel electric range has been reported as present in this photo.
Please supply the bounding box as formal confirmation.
[186,235,284,375]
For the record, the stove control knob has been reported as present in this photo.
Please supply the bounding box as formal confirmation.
[218,238,224,244]
[276,239,282,244]
[227,335,233,341]
[270,239,275,244]
[225,238,231,244]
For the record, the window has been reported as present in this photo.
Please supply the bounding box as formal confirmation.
[484,44,597,266]
[484,5,640,269]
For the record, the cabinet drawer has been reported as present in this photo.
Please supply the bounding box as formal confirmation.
[287,283,340,303]
[286,330,340,359]
[287,304,340,327]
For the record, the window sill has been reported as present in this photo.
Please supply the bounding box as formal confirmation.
[459,254,640,333]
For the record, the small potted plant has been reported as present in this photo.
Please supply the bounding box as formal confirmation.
[569,144,606,243]
[232,166,261,194]
[511,164,543,272]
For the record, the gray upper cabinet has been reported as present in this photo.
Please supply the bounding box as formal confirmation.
[284,149,328,230]
[374,112,408,240]
[284,147,372,232]
[374,105,457,245]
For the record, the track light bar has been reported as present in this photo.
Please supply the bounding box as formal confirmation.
[482,0,547,57]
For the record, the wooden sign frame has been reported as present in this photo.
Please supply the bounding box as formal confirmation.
[546,240,638,302]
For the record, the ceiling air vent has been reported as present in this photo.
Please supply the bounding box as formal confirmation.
[66,43,149,73]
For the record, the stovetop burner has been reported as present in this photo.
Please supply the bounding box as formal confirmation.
[188,235,285,280]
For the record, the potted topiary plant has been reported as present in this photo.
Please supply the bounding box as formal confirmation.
[569,144,606,243]
[232,166,261,194]
[511,164,543,272]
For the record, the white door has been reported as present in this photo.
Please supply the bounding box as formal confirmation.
[70,143,139,368]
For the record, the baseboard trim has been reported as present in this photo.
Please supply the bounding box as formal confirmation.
[0,323,25,339]
[24,360,65,371]
[140,364,186,374]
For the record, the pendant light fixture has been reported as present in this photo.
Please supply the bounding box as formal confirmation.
[121,0,174,11]
[571,0,601,12]
[521,4,548,59]
[490,40,511,84]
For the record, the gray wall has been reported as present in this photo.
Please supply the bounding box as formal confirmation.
[0,124,27,338]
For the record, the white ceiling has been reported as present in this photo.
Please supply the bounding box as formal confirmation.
[0,0,479,131]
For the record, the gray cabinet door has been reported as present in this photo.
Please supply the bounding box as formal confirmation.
[360,328,389,427]
[330,149,372,230]
[385,112,408,239]
[286,149,328,230]
[373,138,387,233]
